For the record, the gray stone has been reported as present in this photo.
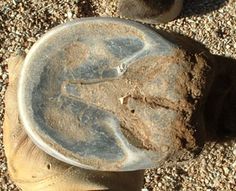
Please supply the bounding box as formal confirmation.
[117,0,183,23]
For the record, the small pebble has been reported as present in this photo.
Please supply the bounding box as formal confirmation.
[233,149,236,156]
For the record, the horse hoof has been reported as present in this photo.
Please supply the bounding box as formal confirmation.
[18,17,214,171]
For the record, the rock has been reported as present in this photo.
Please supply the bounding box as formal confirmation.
[223,167,229,175]
[233,149,236,156]
[117,0,183,23]
[18,17,215,171]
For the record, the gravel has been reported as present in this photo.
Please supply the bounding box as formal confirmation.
[0,0,236,190]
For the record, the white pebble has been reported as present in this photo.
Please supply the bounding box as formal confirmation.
[223,167,229,175]
[67,10,73,20]
[2,73,7,80]
[233,149,236,156]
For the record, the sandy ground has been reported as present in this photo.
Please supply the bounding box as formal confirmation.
[0,0,236,190]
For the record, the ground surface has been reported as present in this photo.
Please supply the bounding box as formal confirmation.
[0,0,236,190]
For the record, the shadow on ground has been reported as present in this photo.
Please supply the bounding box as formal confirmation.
[205,55,236,142]
[181,0,229,17]
[77,0,98,17]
